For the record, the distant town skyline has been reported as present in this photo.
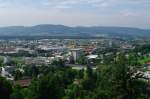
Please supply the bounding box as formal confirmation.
[0,0,150,29]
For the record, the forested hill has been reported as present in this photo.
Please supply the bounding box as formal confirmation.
[0,24,149,37]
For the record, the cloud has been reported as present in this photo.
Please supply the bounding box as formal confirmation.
[0,0,149,10]
[0,0,149,28]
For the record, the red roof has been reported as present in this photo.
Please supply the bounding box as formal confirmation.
[15,79,31,87]
[145,62,150,64]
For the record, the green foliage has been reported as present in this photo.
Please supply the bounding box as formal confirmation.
[0,57,4,67]
[23,65,39,77]
[52,59,65,67]
[10,85,23,99]
[25,68,76,99]
[0,53,149,99]
[28,73,65,99]
[63,84,83,99]
[95,54,148,99]
[134,44,150,54]
[127,53,140,66]
[0,77,12,99]
[139,57,150,64]
[76,54,87,65]
[13,70,23,80]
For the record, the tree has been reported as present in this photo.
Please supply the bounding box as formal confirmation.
[63,84,85,99]
[0,57,4,67]
[28,72,65,99]
[0,77,12,99]
[52,59,65,67]
[76,54,87,65]
[13,69,23,80]
[24,65,39,77]
[10,85,23,99]
[95,53,148,99]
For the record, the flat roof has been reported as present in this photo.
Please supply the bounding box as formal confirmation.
[87,55,98,59]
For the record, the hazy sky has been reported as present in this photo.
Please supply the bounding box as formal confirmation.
[0,0,150,28]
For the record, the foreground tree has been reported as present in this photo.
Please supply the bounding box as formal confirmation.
[0,77,12,99]
[95,54,148,99]
[10,85,23,99]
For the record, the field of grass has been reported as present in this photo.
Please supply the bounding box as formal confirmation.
[139,57,150,64]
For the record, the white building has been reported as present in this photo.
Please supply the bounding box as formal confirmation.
[86,55,98,59]
[70,48,83,61]
[0,66,15,81]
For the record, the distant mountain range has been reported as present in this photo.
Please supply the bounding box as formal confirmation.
[0,24,149,37]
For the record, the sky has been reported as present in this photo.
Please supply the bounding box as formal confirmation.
[0,0,150,28]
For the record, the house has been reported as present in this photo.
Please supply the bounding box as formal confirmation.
[14,79,31,87]
[0,66,15,81]
[144,62,150,69]
[70,48,83,62]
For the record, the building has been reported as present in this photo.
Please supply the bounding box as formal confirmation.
[86,55,98,59]
[0,66,15,81]
[70,48,83,62]
[86,54,98,67]
[14,79,31,87]
[3,56,12,65]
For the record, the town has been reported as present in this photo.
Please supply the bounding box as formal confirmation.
[0,37,149,85]
[0,0,150,98]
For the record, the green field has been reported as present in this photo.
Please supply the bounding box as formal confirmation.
[139,57,150,64]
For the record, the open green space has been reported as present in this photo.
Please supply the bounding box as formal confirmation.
[139,57,150,64]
